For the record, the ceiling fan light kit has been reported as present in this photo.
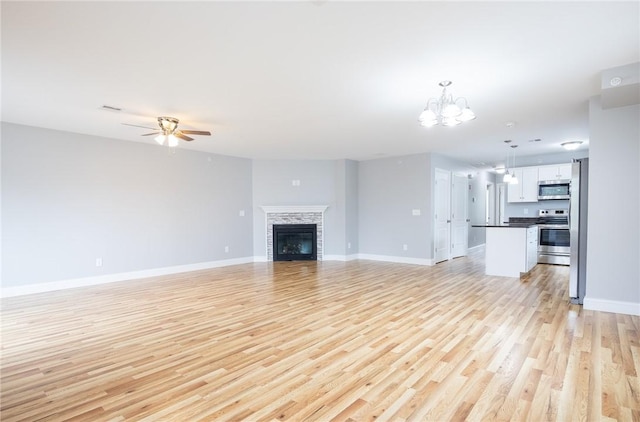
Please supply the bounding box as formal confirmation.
[418,80,476,127]
[127,116,212,147]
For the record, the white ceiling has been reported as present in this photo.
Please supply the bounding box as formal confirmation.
[2,1,639,168]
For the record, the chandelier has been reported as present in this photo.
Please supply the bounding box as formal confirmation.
[418,80,476,127]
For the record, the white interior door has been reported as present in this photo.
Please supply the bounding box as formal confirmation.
[451,174,468,258]
[434,169,451,263]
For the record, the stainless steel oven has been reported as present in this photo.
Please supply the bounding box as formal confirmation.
[537,209,570,265]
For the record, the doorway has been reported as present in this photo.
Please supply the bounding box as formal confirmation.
[434,168,451,263]
[434,169,469,263]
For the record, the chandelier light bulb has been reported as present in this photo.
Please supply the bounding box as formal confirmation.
[510,175,519,185]
[458,107,476,122]
[420,118,438,127]
[154,134,166,145]
[419,109,437,123]
[442,117,461,126]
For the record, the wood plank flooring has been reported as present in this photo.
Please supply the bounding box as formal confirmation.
[1,254,639,421]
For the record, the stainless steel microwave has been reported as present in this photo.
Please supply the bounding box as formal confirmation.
[538,180,570,200]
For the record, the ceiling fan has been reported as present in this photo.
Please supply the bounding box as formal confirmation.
[123,116,211,147]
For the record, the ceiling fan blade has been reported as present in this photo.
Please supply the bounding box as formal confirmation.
[141,132,160,136]
[122,123,158,130]
[175,132,194,142]
[180,130,211,136]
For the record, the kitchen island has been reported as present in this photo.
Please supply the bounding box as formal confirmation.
[473,224,538,277]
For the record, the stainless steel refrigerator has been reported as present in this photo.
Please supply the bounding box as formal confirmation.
[569,158,588,304]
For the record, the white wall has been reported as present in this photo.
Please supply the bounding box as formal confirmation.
[584,97,640,315]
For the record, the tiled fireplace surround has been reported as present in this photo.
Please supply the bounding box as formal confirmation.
[261,205,327,261]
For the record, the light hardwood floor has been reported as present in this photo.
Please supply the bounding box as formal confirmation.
[1,254,639,421]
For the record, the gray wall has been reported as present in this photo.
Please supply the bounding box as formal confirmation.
[251,159,348,258]
[586,98,639,307]
[1,123,253,287]
[358,154,430,259]
[357,152,492,261]
[344,159,359,256]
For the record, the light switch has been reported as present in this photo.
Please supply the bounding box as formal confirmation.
[239,210,245,217]
[412,209,421,216]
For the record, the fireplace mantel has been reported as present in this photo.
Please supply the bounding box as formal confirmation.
[260,205,328,261]
[260,205,328,214]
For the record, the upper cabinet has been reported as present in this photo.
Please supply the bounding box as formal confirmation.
[538,164,572,181]
[507,167,539,203]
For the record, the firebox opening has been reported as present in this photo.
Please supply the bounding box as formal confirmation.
[273,224,317,261]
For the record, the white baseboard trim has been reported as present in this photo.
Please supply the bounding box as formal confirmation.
[253,255,360,262]
[253,254,429,265]
[1,257,255,298]
[357,254,433,266]
[583,297,640,316]
[468,244,485,252]
[323,254,359,262]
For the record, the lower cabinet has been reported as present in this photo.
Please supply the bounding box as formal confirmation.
[526,227,538,271]
[485,226,538,277]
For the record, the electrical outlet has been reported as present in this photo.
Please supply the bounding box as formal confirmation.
[292,179,301,186]
[239,210,245,217]
[95,258,103,267]
[224,246,229,253]
[347,242,351,249]
[412,209,421,216]
[403,244,408,251]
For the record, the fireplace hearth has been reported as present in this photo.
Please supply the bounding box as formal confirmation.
[273,224,317,261]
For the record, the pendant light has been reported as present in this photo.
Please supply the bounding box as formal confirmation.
[502,158,512,183]
[502,143,519,184]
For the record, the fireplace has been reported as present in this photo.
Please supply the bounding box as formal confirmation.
[260,205,327,261]
[273,224,317,261]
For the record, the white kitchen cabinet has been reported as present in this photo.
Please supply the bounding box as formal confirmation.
[507,167,539,202]
[538,164,572,181]
[485,226,538,277]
